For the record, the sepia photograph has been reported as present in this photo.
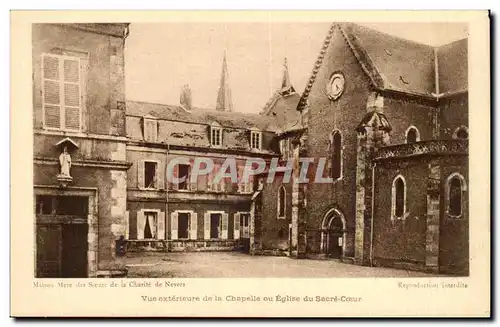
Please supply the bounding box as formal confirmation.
[32,20,470,279]
[11,10,490,317]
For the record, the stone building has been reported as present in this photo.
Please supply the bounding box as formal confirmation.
[255,23,469,275]
[33,23,130,277]
[124,54,280,252]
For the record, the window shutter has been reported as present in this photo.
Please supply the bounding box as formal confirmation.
[171,212,178,240]
[157,162,164,190]
[172,163,179,191]
[189,163,198,192]
[63,58,81,130]
[234,213,241,240]
[221,213,229,240]
[137,160,145,189]
[157,211,165,240]
[42,55,61,129]
[124,210,129,239]
[137,210,145,240]
[204,213,210,240]
[190,212,198,240]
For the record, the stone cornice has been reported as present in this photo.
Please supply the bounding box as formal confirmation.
[34,156,132,170]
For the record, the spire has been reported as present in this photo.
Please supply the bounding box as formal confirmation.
[180,84,192,110]
[279,57,296,96]
[216,51,233,112]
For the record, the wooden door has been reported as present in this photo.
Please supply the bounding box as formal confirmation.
[61,224,88,277]
[36,224,62,277]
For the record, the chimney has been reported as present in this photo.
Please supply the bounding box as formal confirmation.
[180,84,192,110]
[279,57,296,96]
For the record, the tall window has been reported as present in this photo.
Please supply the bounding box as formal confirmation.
[211,127,222,146]
[42,54,81,131]
[406,126,420,143]
[331,131,342,179]
[144,161,157,189]
[143,118,158,142]
[447,173,466,218]
[392,175,406,219]
[250,131,262,150]
[240,213,250,238]
[280,138,292,160]
[278,185,286,219]
[178,164,190,190]
[143,211,158,239]
[178,212,191,239]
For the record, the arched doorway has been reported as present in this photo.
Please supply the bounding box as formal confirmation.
[320,208,346,259]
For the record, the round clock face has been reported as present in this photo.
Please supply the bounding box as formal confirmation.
[327,73,345,100]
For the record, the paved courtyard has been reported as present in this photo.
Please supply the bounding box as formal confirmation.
[121,251,435,278]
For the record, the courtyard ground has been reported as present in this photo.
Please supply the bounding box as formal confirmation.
[120,251,435,278]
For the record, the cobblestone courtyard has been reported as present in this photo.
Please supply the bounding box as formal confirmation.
[121,252,434,278]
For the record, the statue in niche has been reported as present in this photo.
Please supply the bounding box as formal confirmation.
[59,146,72,177]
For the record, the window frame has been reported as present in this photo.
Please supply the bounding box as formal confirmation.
[452,126,469,140]
[445,172,467,219]
[142,210,159,240]
[391,174,407,221]
[41,53,83,132]
[143,160,159,190]
[330,130,343,180]
[277,185,286,219]
[177,211,192,240]
[143,116,158,142]
[250,131,262,150]
[210,126,222,147]
[405,125,421,144]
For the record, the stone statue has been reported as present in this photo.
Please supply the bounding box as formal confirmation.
[59,146,72,177]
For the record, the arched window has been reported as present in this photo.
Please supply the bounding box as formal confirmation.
[405,126,420,144]
[391,175,406,219]
[446,173,466,218]
[330,130,342,179]
[453,126,469,140]
[278,185,286,219]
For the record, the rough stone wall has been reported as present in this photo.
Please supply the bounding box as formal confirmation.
[439,95,469,139]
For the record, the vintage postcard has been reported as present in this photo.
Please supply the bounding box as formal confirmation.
[10,10,490,317]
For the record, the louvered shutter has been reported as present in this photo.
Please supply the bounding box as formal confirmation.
[124,210,129,239]
[204,213,210,240]
[42,55,61,129]
[172,163,179,190]
[137,210,145,240]
[189,161,197,192]
[137,160,145,189]
[221,213,229,240]
[157,162,164,190]
[234,213,240,240]
[157,211,165,240]
[171,212,178,240]
[190,213,198,240]
[63,58,81,130]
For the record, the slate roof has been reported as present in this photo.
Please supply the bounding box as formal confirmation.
[298,22,468,110]
[126,100,279,132]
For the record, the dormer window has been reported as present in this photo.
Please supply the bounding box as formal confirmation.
[211,126,222,147]
[250,131,262,150]
[143,115,158,142]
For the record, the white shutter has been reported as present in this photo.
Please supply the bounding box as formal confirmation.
[234,213,241,240]
[63,58,81,130]
[221,213,229,240]
[171,212,178,240]
[137,160,145,189]
[42,55,61,129]
[190,213,198,240]
[204,213,210,240]
[137,210,145,240]
[157,161,164,190]
[157,211,165,240]
[124,210,129,239]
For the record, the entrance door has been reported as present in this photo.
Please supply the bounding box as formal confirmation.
[36,224,62,277]
[61,223,89,277]
[210,214,221,239]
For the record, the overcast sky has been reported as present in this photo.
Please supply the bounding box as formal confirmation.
[124,22,468,114]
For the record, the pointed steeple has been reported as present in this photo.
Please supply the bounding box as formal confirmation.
[216,52,233,112]
[279,57,296,96]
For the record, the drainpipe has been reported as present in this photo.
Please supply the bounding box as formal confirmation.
[165,143,170,247]
[370,161,377,267]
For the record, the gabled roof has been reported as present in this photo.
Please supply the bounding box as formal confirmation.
[126,100,279,132]
[298,23,468,110]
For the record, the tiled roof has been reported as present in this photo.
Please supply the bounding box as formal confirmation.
[126,100,279,132]
[298,23,468,110]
